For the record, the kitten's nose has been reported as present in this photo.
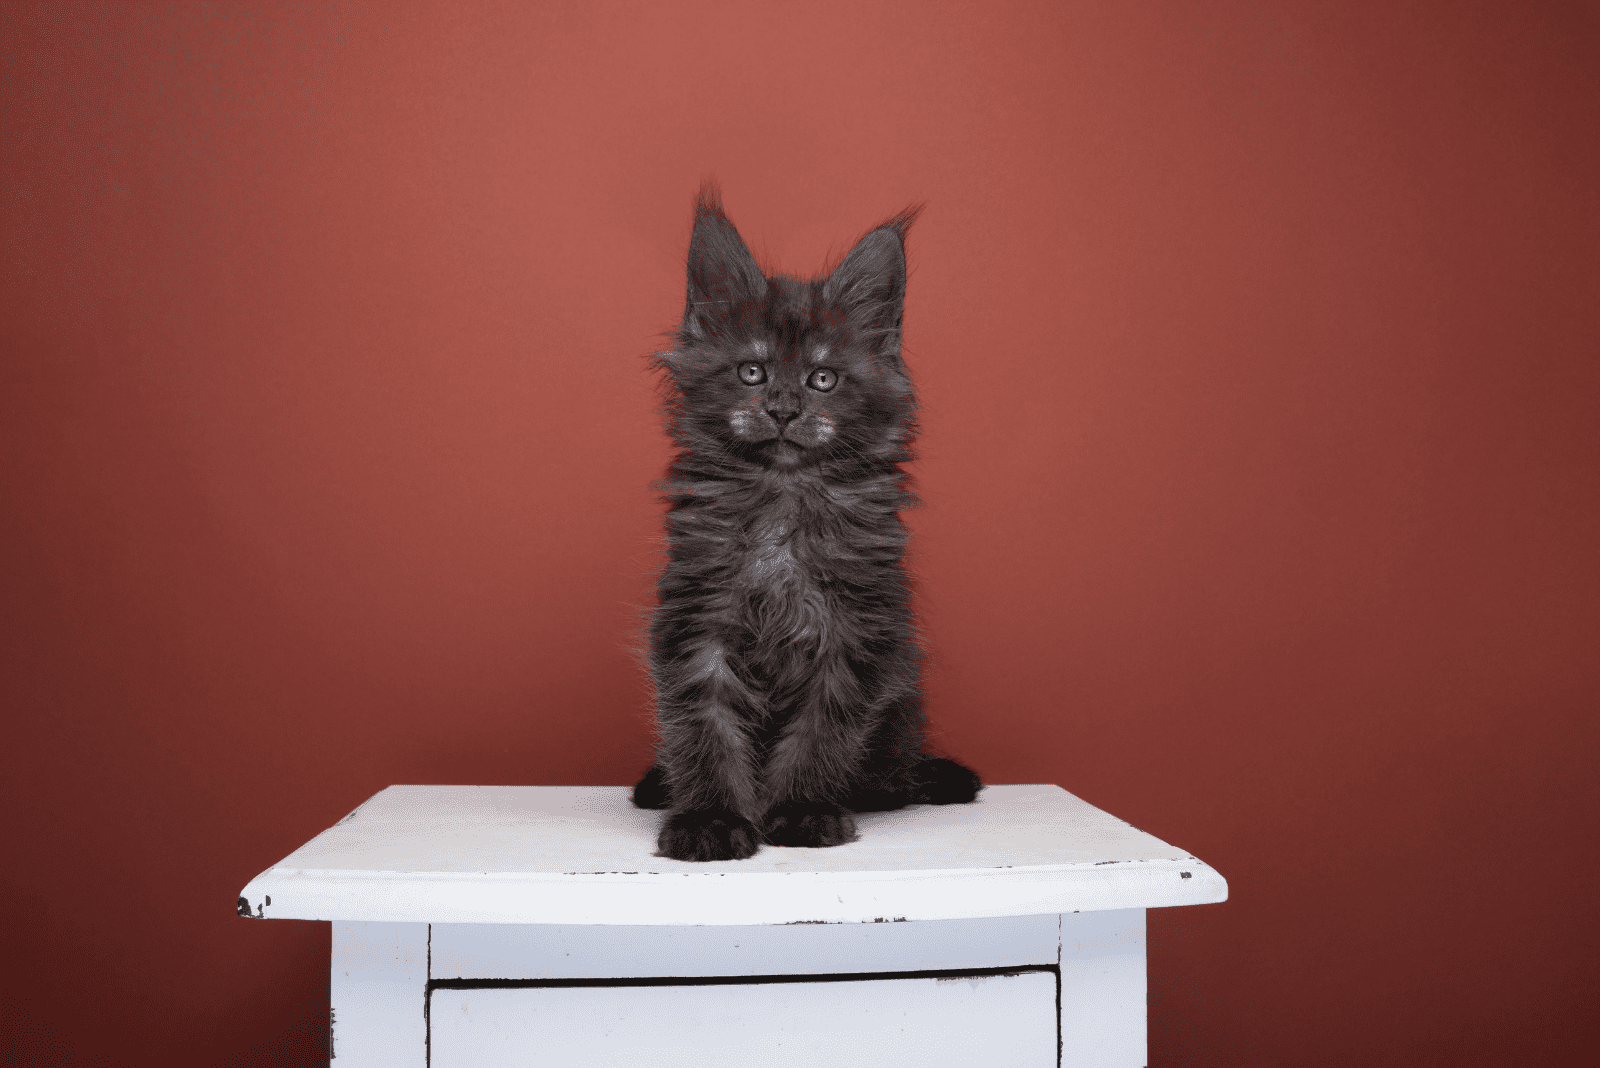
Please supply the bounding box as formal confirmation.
[766,398,799,426]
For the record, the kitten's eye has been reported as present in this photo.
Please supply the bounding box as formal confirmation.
[737,362,766,385]
[807,368,837,392]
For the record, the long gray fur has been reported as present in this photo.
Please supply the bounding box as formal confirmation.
[633,185,981,862]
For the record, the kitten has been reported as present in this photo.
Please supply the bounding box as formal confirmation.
[632,186,981,862]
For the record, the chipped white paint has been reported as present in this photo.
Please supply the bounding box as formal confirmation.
[239,784,1225,926]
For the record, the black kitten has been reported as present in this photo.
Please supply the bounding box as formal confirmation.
[633,187,981,862]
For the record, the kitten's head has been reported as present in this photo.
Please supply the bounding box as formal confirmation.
[657,186,919,470]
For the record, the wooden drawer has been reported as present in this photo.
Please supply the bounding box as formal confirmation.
[428,969,1058,1067]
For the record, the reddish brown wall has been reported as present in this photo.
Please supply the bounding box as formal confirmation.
[3,2,1595,1063]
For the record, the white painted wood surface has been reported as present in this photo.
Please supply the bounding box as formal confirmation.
[275,788,1219,1067]
[1060,907,1147,1067]
[328,910,1150,1068]
[329,921,427,1067]
[428,971,1060,1068]
[240,784,1226,925]
[430,912,1062,980]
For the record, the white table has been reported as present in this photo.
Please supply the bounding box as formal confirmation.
[239,784,1225,1067]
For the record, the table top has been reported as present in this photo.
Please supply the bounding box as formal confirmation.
[238,784,1227,925]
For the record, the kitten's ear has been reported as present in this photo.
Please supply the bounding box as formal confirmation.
[823,207,920,354]
[683,185,767,341]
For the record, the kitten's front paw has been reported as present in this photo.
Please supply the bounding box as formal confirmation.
[763,802,858,848]
[912,757,983,805]
[631,765,672,810]
[656,809,761,862]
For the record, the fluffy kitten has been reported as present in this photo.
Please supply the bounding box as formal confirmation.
[633,187,981,862]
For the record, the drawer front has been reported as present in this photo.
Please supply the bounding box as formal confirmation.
[430,914,1062,980]
[430,970,1057,1068]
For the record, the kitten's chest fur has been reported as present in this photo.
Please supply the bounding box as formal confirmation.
[741,495,804,583]
[669,472,909,654]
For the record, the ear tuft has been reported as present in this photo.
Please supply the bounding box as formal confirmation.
[683,183,767,340]
[822,207,920,351]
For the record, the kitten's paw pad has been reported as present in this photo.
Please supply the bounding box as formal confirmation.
[656,809,761,862]
[763,802,858,848]
[913,758,983,805]
[631,765,672,810]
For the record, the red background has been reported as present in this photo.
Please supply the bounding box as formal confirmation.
[3,2,1595,1064]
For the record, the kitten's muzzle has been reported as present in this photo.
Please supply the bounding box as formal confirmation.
[765,399,800,427]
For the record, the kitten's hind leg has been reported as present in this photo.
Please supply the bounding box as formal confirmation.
[845,757,982,811]
[842,691,931,813]
[911,756,983,805]
[842,785,912,813]
[631,764,672,809]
